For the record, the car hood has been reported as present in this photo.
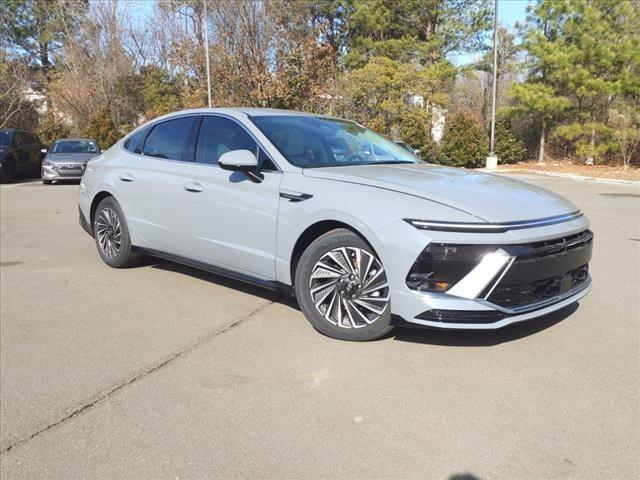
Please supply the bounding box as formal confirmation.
[45,152,96,163]
[303,163,579,223]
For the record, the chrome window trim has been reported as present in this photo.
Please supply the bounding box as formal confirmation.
[193,114,283,173]
[119,112,283,173]
[405,211,583,233]
[119,113,199,163]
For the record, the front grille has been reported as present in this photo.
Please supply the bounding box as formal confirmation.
[57,165,84,176]
[485,230,593,309]
[487,264,590,309]
[503,229,593,260]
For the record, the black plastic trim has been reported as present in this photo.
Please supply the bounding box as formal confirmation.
[415,309,509,323]
[132,246,295,297]
[79,207,93,237]
[280,192,313,202]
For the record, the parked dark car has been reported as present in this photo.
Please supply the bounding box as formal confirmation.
[0,129,44,183]
[41,138,100,184]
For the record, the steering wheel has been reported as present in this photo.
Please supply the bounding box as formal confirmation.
[342,154,363,163]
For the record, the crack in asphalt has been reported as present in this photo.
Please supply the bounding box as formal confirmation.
[0,300,274,456]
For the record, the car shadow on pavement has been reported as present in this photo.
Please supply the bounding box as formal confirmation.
[449,474,482,480]
[143,257,578,347]
[146,257,300,309]
[390,303,579,347]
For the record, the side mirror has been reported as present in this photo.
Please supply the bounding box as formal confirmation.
[218,149,263,183]
[40,148,47,154]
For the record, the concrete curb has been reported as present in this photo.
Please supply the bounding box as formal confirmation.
[484,168,640,186]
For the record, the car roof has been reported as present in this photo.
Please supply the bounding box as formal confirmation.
[156,107,327,118]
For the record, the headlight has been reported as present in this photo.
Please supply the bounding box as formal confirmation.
[406,243,497,292]
[42,160,56,168]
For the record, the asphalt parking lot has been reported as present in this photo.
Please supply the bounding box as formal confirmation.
[0,174,638,479]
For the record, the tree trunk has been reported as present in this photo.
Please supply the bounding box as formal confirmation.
[537,121,546,164]
[585,127,596,165]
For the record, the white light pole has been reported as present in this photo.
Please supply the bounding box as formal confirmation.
[203,0,212,108]
[486,0,499,169]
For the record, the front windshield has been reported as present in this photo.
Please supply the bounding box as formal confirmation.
[0,130,11,147]
[51,140,97,154]
[251,115,423,168]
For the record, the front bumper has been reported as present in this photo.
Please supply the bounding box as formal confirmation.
[370,214,593,330]
[42,164,85,180]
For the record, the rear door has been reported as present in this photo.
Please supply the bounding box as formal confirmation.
[116,116,198,254]
[177,115,282,279]
[12,132,30,174]
[26,132,42,172]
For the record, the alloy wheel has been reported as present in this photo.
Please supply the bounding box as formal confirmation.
[95,207,122,259]
[309,246,389,329]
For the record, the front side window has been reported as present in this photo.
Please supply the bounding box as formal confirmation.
[51,140,98,154]
[143,117,197,161]
[251,115,422,168]
[195,116,259,166]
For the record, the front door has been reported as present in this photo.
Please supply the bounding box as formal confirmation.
[178,115,282,280]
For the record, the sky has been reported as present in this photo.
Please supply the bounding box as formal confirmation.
[128,0,532,66]
[451,0,532,66]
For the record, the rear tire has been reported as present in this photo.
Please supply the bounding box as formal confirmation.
[93,196,140,268]
[295,228,392,341]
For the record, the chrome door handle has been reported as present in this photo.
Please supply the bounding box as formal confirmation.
[119,173,134,182]
[183,181,203,193]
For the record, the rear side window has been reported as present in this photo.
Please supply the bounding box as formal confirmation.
[123,127,149,154]
[143,117,197,161]
[195,116,257,165]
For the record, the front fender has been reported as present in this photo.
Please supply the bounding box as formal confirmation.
[275,172,479,285]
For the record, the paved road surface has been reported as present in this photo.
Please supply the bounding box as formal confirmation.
[1,175,638,479]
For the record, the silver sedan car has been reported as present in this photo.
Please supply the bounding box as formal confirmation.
[78,108,593,341]
[42,138,100,184]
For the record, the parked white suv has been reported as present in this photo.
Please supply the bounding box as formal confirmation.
[78,108,593,341]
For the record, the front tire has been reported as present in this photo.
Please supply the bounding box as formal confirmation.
[42,179,52,185]
[93,197,140,268]
[295,228,392,341]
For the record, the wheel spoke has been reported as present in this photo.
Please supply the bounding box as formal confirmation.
[313,282,337,307]
[339,247,358,275]
[311,261,346,279]
[353,298,386,315]
[363,267,384,289]
[327,251,351,275]
[361,282,388,296]
[348,299,374,325]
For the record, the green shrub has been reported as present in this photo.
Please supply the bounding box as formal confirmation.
[437,110,488,168]
[84,109,121,149]
[398,109,437,160]
[36,114,71,147]
[493,113,526,164]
